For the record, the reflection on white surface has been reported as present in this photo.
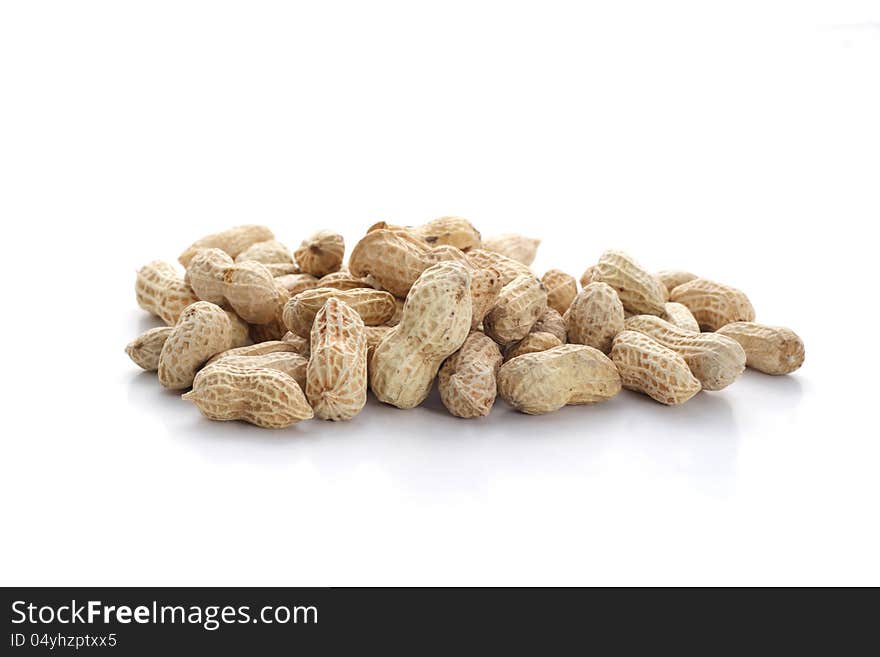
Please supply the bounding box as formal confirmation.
[126,367,811,503]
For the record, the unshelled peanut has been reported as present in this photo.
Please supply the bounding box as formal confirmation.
[183,364,313,428]
[125,326,173,371]
[716,322,805,375]
[611,330,701,405]
[306,298,368,421]
[662,302,700,333]
[542,269,577,315]
[530,308,567,343]
[294,230,345,277]
[504,331,562,361]
[179,225,274,267]
[135,261,200,325]
[564,282,625,354]
[593,250,668,315]
[282,287,396,338]
[498,345,621,415]
[438,332,503,418]
[483,275,548,345]
[625,314,746,391]
[669,278,756,331]
[157,301,250,390]
[483,234,541,266]
[185,248,286,324]
[370,262,472,409]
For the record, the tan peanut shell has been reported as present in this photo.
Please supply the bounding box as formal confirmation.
[135,261,200,325]
[542,269,577,315]
[579,265,597,288]
[483,275,548,345]
[306,298,368,421]
[281,332,311,356]
[386,297,404,327]
[282,287,396,338]
[531,308,567,343]
[413,216,482,250]
[211,352,309,390]
[370,262,472,409]
[504,331,562,361]
[670,278,756,331]
[235,239,295,265]
[716,322,805,375]
[657,270,697,294]
[564,282,625,354]
[364,325,393,361]
[182,364,313,428]
[185,248,286,324]
[274,273,319,296]
[483,234,540,266]
[466,249,533,285]
[207,339,305,365]
[179,225,274,267]
[294,230,345,277]
[498,345,621,415]
[625,314,746,391]
[468,266,502,330]
[125,326,173,371]
[593,250,667,316]
[158,301,244,390]
[318,271,373,290]
[438,332,503,418]
[348,229,437,297]
[611,330,701,405]
[261,263,300,276]
[663,302,700,333]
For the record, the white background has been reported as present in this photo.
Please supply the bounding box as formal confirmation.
[1,1,878,586]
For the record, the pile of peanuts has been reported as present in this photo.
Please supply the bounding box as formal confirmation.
[127,219,805,428]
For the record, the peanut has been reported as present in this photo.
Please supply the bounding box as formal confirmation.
[364,325,393,362]
[282,287,396,338]
[125,326,173,371]
[657,270,697,294]
[235,239,295,266]
[306,298,368,421]
[579,265,597,288]
[294,230,345,277]
[207,339,306,366]
[483,274,548,345]
[498,345,621,415]
[370,262,472,409]
[530,307,567,343]
[211,352,309,389]
[504,331,562,361]
[465,249,533,285]
[274,273,319,296]
[281,332,311,355]
[369,216,482,251]
[438,331,503,418]
[625,314,746,390]
[669,278,756,331]
[348,228,443,297]
[318,271,373,290]
[564,281,625,354]
[157,301,250,390]
[483,234,540,266]
[135,261,200,325]
[663,302,700,333]
[182,363,313,428]
[185,248,286,324]
[593,250,667,315]
[542,269,577,315]
[716,322,805,375]
[178,225,274,267]
[611,330,701,405]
